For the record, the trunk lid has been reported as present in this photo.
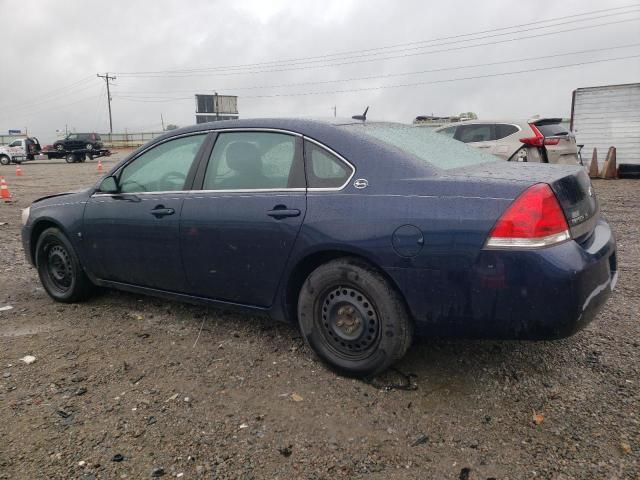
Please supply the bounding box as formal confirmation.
[548,166,598,241]
[447,162,598,241]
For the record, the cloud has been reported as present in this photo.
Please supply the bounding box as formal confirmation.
[0,0,638,143]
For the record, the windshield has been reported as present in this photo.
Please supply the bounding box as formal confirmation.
[341,123,498,170]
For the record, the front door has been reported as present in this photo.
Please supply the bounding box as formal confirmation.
[181,131,306,307]
[83,133,208,291]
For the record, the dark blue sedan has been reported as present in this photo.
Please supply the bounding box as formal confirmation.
[21,119,617,377]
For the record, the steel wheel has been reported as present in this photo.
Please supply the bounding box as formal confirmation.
[298,258,413,377]
[44,242,73,294]
[35,227,94,303]
[85,143,93,151]
[56,144,65,152]
[319,286,380,359]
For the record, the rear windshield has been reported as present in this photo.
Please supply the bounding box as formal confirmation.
[535,122,570,137]
[341,123,498,170]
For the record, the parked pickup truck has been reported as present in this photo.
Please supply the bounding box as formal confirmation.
[0,137,42,165]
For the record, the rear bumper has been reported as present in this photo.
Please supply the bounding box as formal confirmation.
[389,219,617,339]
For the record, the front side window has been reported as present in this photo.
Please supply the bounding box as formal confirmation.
[203,132,302,190]
[8,140,21,147]
[455,124,494,143]
[305,141,352,189]
[67,134,78,140]
[119,134,206,193]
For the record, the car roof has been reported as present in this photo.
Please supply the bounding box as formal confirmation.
[433,117,565,130]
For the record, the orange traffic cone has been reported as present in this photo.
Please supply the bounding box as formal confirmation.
[0,176,11,200]
[97,159,103,173]
[15,164,23,176]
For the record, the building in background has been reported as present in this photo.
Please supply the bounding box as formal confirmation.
[571,83,640,165]
[195,94,239,124]
[413,112,477,128]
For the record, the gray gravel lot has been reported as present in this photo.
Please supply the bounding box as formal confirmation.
[0,155,638,479]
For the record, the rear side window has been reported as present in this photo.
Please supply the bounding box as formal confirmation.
[203,132,303,190]
[535,122,570,137]
[454,124,495,143]
[305,141,352,189]
[495,124,519,140]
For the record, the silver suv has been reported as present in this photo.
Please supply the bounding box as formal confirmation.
[434,118,579,164]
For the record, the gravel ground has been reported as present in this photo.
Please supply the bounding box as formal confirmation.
[0,155,638,479]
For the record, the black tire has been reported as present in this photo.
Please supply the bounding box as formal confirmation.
[65,153,76,163]
[35,227,94,303]
[0,155,10,166]
[297,258,413,377]
[55,144,65,152]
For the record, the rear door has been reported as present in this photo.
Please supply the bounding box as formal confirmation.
[493,123,521,159]
[534,120,579,165]
[180,130,306,307]
[454,124,496,154]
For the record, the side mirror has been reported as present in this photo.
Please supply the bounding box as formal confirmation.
[99,176,119,193]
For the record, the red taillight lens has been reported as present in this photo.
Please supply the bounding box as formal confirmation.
[485,183,570,249]
[519,123,560,147]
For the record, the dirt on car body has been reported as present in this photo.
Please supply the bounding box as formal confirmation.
[0,156,638,478]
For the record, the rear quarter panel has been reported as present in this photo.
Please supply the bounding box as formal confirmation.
[284,176,528,330]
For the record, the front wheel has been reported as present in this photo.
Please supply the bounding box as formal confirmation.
[35,227,94,302]
[297,258,413,377]
[0,155,10,166]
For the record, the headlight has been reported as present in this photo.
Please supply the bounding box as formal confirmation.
[21,207,30,226]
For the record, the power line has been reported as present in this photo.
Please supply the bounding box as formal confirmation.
[113,42,640,97]
[116,16,640,79]
[0,75,95,111]
[111,54,640,102]
[116,6,640,76]
[0,84,103,122]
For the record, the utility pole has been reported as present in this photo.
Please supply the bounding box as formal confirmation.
[97,73,116,133]
[333,105,337,117]
[160,113,165,131]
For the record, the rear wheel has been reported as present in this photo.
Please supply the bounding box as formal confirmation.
[35,227,94,302]
[65,153,77,163]
[297,258,413,377]
[55,144,65,152]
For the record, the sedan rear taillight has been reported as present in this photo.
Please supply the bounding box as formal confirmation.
[485,183,570,249]
[520,123,560,147]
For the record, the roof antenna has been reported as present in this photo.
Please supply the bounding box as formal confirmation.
[352,106,369,122]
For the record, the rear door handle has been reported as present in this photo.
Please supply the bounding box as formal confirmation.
[150,206,175,218]
[267,206,301,219]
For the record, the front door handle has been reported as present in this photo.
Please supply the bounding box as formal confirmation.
[150,205,175,218]
[267,205,301,220]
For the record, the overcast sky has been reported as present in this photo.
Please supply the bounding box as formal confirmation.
[1,0,639,143]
